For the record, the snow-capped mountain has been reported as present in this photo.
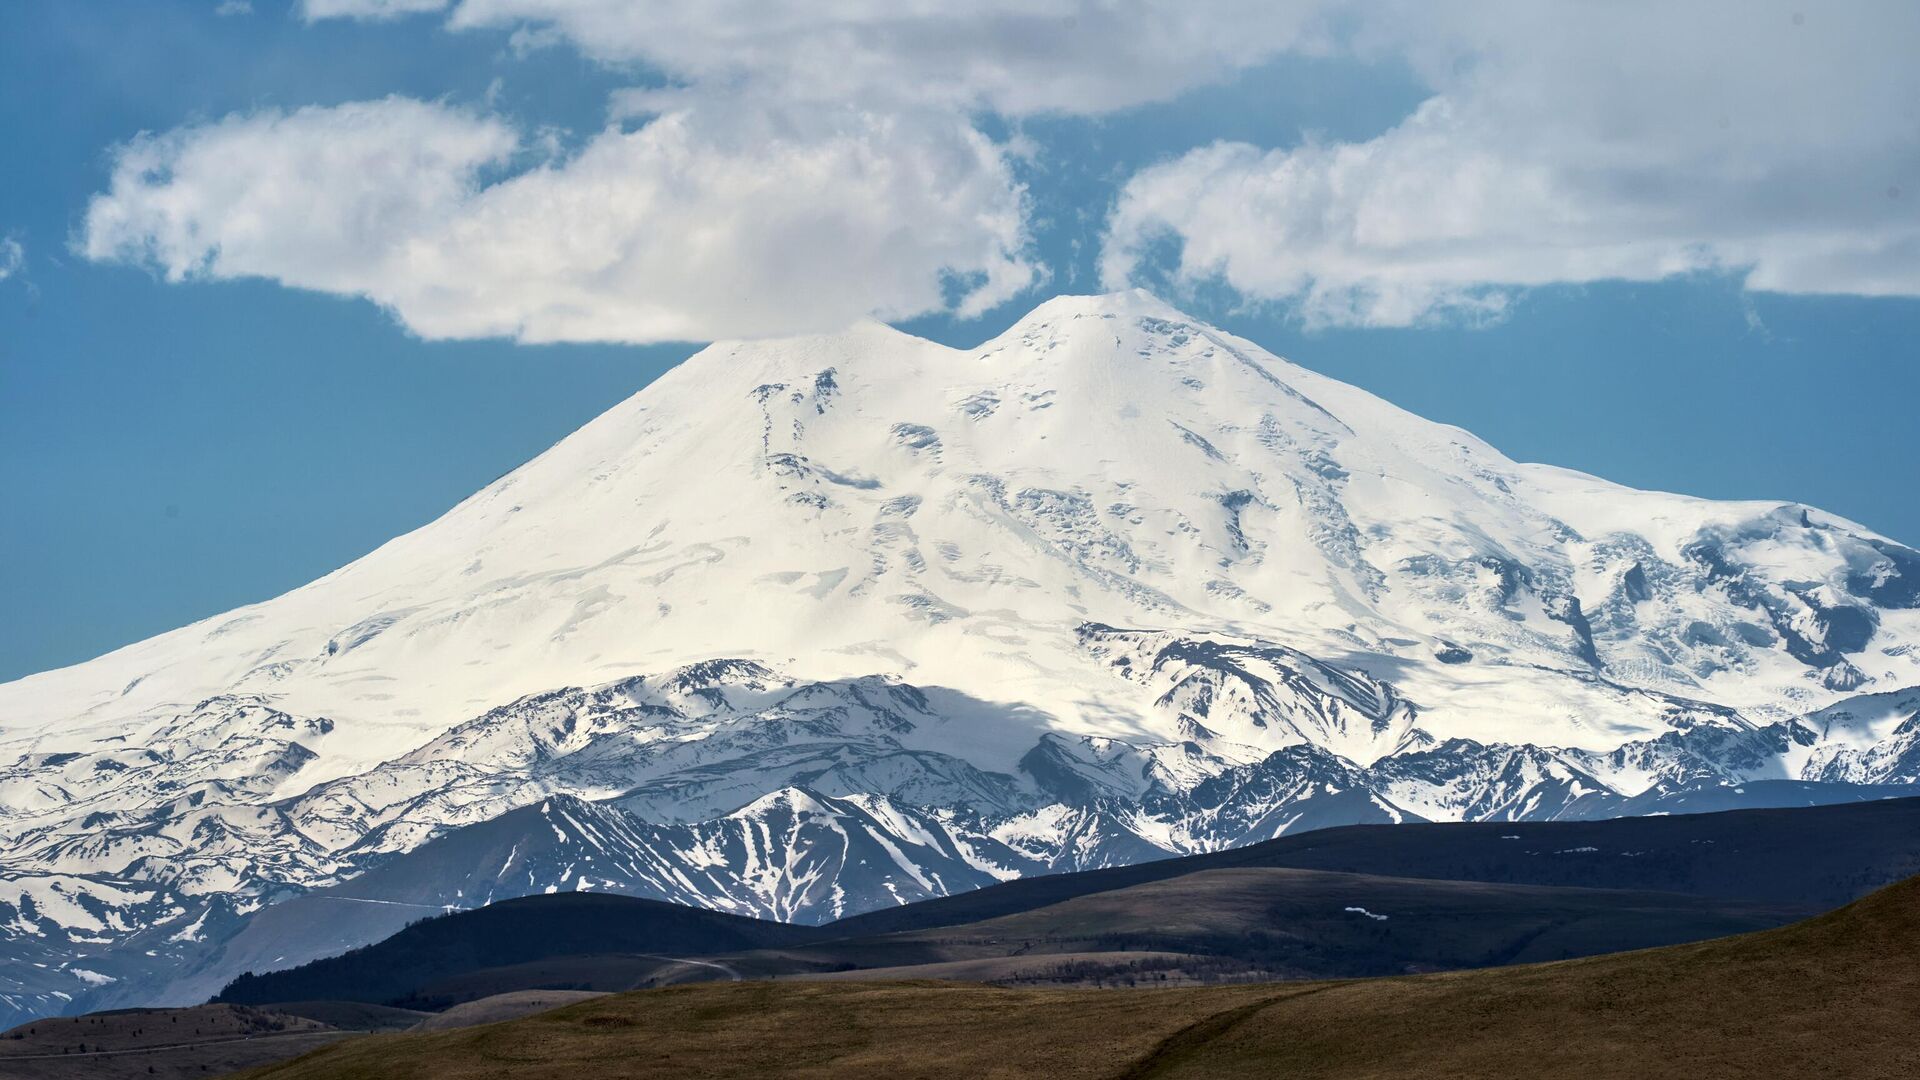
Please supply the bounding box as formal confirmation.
[4,291,1919,1023]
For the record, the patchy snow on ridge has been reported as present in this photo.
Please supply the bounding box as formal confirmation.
[2,291,1918,1024]
[11,291,1918,780]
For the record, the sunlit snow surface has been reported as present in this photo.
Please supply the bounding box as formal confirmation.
[2,292,1917,1021]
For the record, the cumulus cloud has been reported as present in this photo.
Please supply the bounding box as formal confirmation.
[311,0,1333,116]
[83,98,515,295]
[217,1,1339,342]
[0,238,22,282]
[81,97,1035,343]
[1103,2,1920,326]
[99,1,1920,339]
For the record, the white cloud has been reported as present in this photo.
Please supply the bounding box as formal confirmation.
[0,238,22,281]
[82,97,1035,343]
[199,1,1339,343]
[215,0,254,15]
[1103,2,1920,326]
[300,0,448,20]
[319,0,1334,116]
[83,98,517,294]
[105,2,1920,339]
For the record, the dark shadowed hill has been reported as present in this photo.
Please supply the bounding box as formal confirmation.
[823,795,1920,938]
[211,798,1920,1008]
[789,867,1808,977]
[232,873,1920,1079]
[215,892,816,1008]
[329,866,1811,1003]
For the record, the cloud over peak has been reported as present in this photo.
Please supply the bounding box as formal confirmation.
[87,2,1920,338]
[1103,2,1920,326]
[81,97,1035,344]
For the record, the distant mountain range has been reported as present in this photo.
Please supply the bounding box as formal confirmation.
[214,797,1920,1010]
[4,292,1920,1024]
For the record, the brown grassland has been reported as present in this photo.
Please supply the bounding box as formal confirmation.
[233,874,1920,1080]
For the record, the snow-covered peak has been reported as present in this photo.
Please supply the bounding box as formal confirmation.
[4,289,1920,1025]
[998,287,1188,328]
[736,786,838,818]
[5,293,1918,781]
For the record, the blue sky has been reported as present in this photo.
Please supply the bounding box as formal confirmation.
[3,1,1918,682]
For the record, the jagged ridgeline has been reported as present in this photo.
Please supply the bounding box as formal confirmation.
[3,292,1919,1024]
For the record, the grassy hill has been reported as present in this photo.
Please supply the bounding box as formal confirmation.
[722,866,1809,984]
[825,795,1920,938]
[212,798,1920,1009]
[216,892,815,1008]
[233,873,1920,1079]
[0,1004,356,1080]
[216,867,1809,1007]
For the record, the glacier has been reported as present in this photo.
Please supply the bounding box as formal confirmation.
[2,290,1917,1022]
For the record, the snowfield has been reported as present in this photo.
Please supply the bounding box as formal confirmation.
[2,291,1916,1023]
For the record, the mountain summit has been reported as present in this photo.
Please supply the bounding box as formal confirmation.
[3,292,1918,1020]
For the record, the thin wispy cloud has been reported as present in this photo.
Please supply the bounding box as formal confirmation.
[308,0,1333,114]
[300,0,444,20]
[0,238,23,282]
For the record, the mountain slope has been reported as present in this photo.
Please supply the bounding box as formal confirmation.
[1128,873,1920,1080]
[215,892,812,1008]
[129,790,1036,1012]
[212,866,1811,1009]
[5,291,1920,1022]
[183,796,1920,1015]
[227,874,1920,1080]
[9,291,1919,778]
[824,794,1920,939]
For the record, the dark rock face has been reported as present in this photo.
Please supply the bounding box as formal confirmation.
[13,646,1920,1030]
[1545,593,1601,667]
[1848,539,1920,609]
[1622,561,1653,603]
